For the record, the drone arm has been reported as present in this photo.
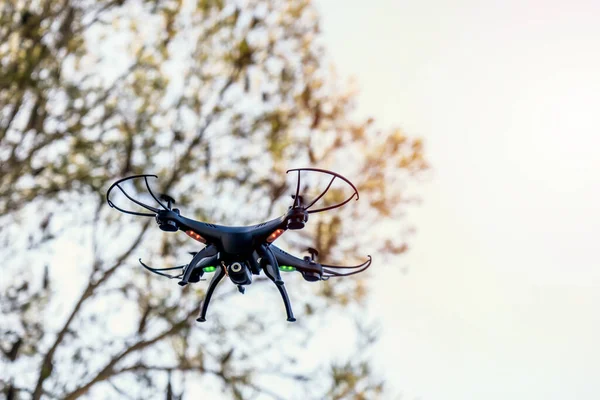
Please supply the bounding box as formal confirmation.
[165,214,222,243]
[270,246,371,279]
[269,245,323,281]
[197,265,226,322]
[250,215,290,244]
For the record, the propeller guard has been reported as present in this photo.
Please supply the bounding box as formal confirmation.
[286,168,359,215]
[106,174,172,217]
[321,255,372,279]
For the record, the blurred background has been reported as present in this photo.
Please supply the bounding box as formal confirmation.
[317,1,600,399]
[1,0,599,399]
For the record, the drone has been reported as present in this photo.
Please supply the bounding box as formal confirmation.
[106,168,371,322]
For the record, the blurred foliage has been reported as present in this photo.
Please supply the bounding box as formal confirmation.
[0,0,427,399]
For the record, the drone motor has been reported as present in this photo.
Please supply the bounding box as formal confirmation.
[287,207,308,230]
[158,219,178,232]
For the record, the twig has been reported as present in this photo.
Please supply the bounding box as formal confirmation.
[31,221,150,399]
[107,380,137,400]
[62,305,200,400]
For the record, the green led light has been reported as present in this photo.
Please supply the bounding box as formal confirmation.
[203,266,216,272]
[279,265,296,272]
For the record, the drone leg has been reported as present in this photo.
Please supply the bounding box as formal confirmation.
[197,265,226,322]
[258,244,283,285]
[267,275,296,322]
[179,246,218,286]
[249,251,261,275]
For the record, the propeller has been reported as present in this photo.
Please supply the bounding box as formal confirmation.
[156,194,179,231]
[304,247,319,262]
[159,193,176,209]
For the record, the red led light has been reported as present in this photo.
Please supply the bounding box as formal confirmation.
[266,229,285,243]
[185,230,206,243]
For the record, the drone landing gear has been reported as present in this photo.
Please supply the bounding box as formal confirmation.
[237,285,245,294]
[273,280,296,322]
[197,265,226,322]
[178,245,218,286]
[259,245,296,322]
[259,244,283,285]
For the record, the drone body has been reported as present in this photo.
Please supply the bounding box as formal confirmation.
[107,168,371,322]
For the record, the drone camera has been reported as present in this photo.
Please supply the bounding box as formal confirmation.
[230,262,243,273]
[228,261,252,285]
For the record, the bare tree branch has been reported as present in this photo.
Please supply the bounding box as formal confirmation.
[62,305,201,400]
[31,220,151,399]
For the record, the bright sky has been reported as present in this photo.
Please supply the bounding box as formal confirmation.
[317,0,600,399]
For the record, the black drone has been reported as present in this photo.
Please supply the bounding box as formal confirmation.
[106,168,371,322]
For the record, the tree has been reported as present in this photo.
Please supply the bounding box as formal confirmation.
[0,0,427,399]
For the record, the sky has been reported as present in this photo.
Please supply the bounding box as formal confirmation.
[316,0,600,399]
